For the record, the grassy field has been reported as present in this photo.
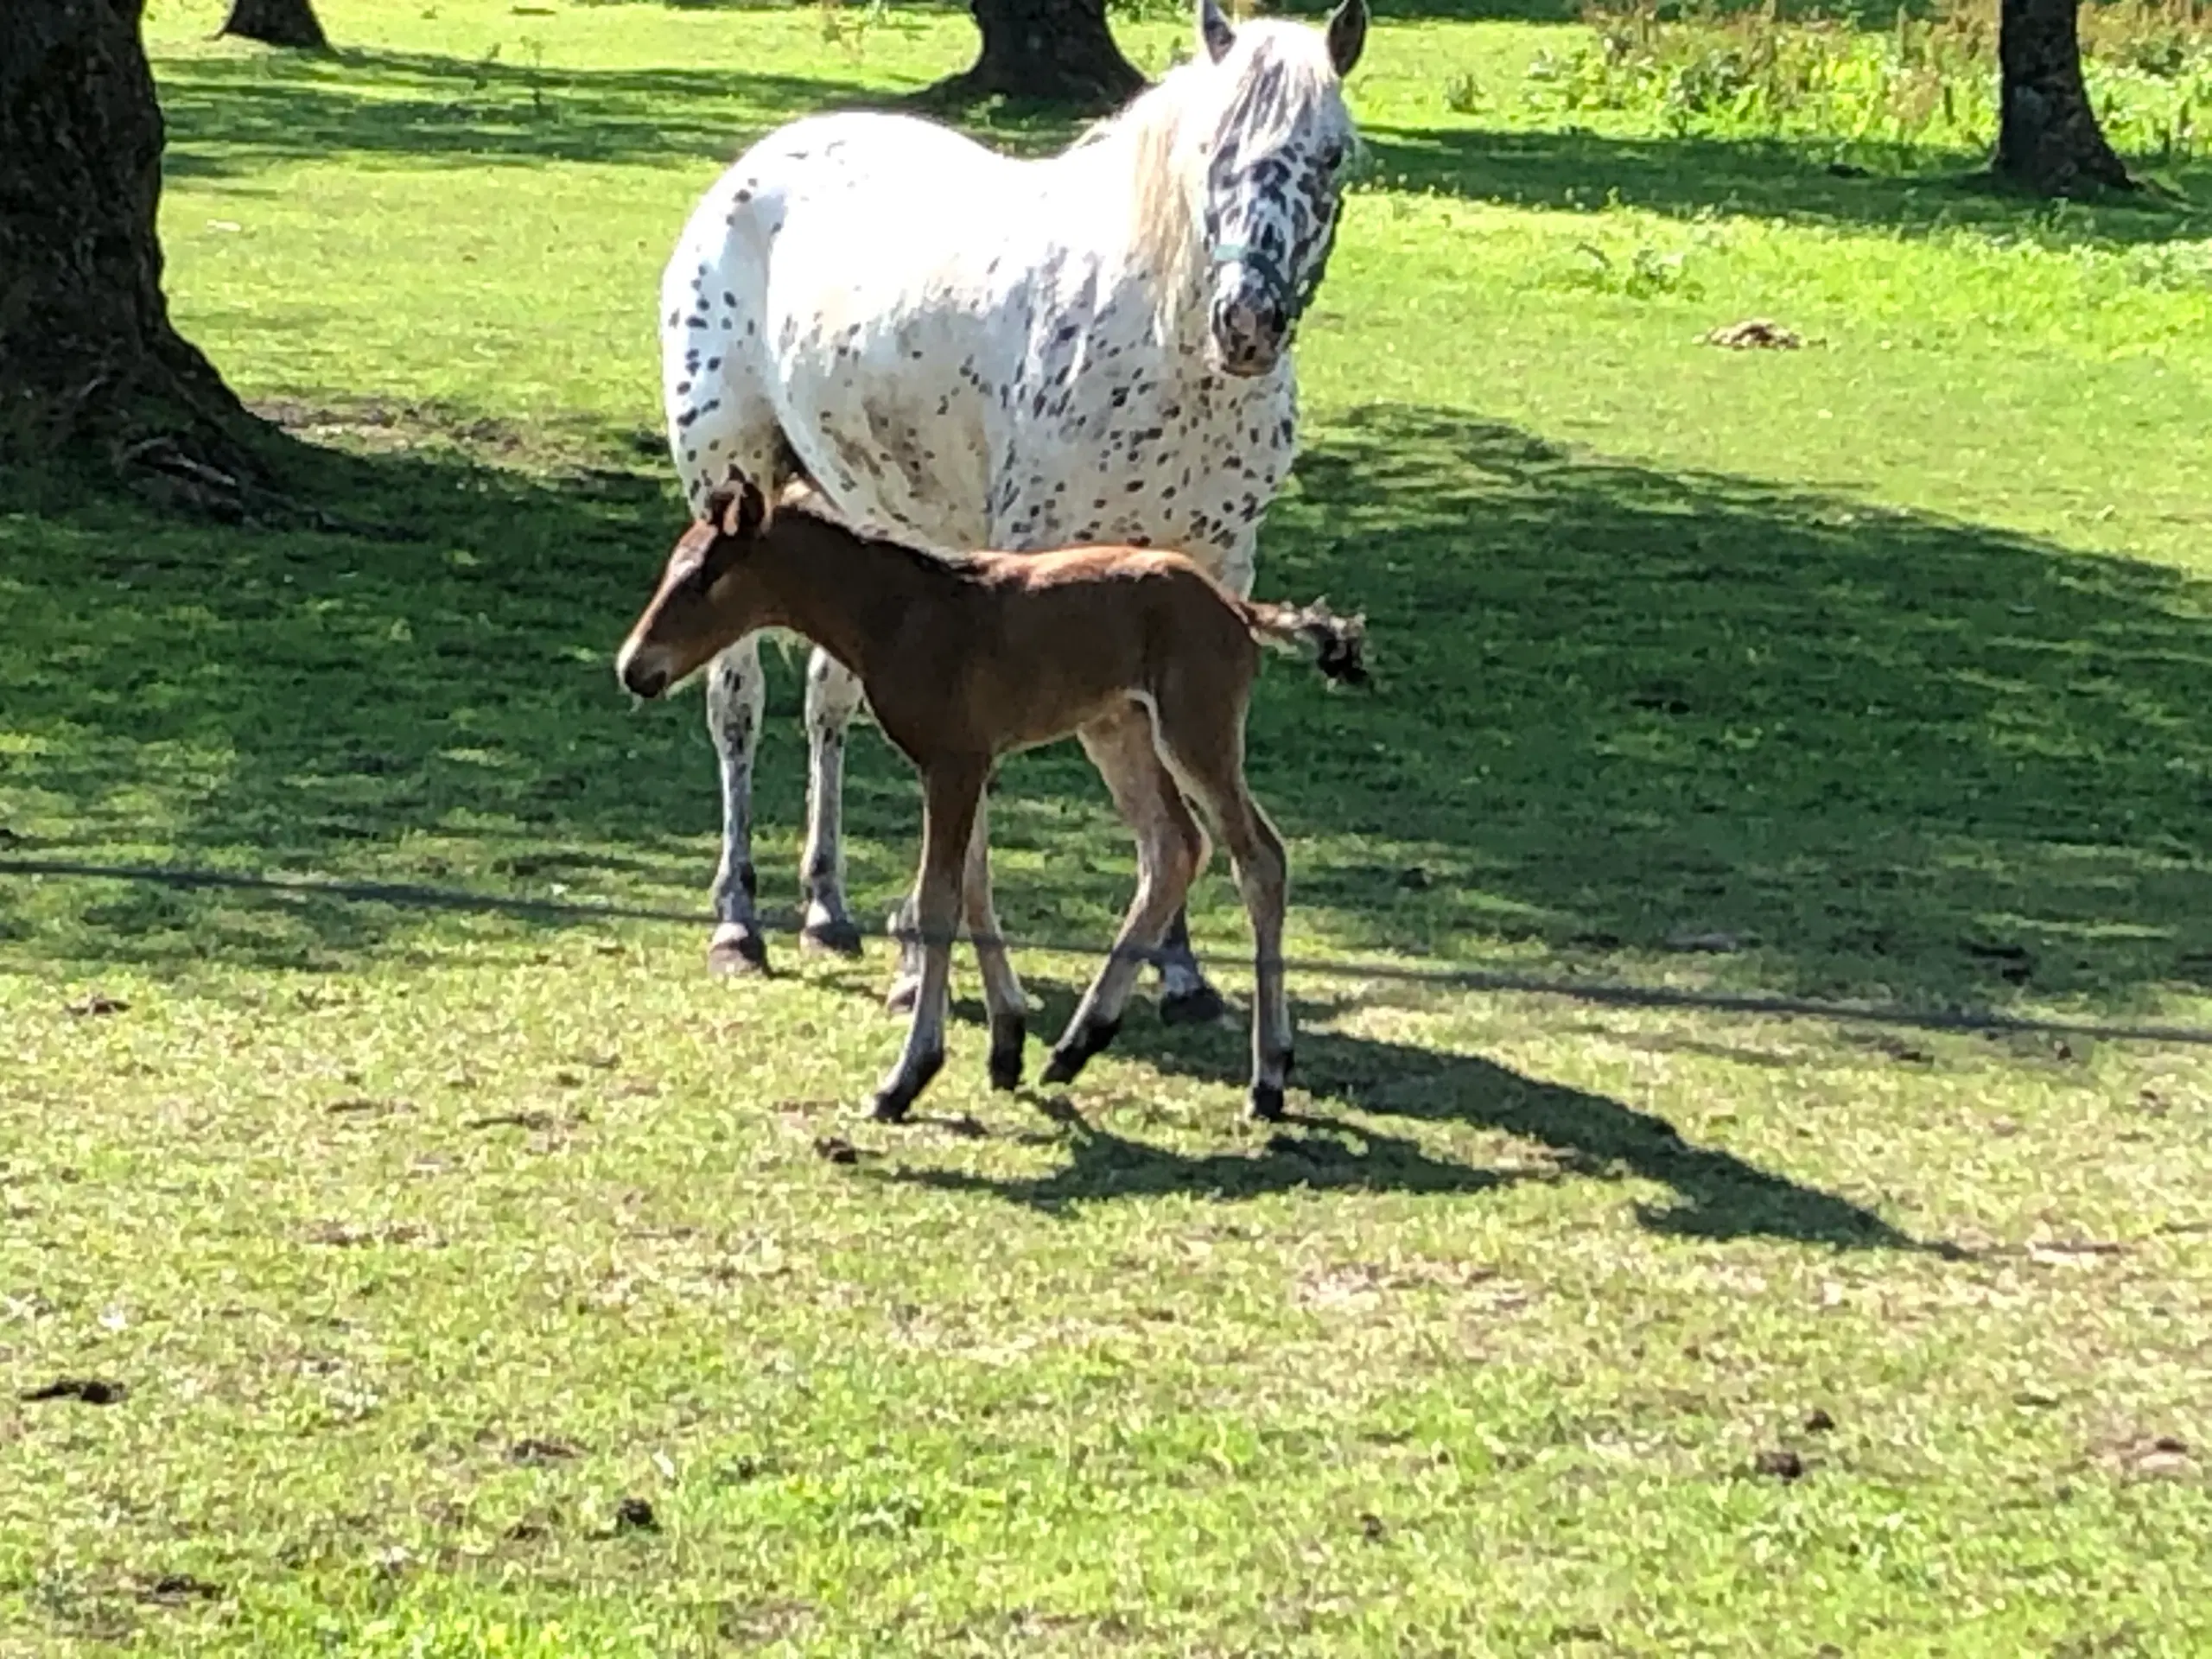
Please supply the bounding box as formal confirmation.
[4,0,2212,1651]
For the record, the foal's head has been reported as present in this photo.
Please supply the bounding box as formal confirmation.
[1192,0,1365,376]
[616,477,772,701]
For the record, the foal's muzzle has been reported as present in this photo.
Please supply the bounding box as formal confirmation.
[616,641,672,700]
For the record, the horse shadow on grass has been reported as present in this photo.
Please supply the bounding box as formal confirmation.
[874,980,1939,1253]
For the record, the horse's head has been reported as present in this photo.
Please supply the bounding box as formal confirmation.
[616,474,770,700]
[1196,0,1365,377]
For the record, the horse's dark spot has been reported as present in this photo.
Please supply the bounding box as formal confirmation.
[676,380,692,395]
[677,409,699,429]
[735,188,753,203]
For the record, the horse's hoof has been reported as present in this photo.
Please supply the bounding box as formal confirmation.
[869,1089,912,1122]
[988,1015,1026,1091]
[1159,983,1228,1027]
[1249,1081,1287,1122]
[1039,1046,1085,1087]
[801,916,864,957]
[884,976,920,1016]
[871,1051,942,1120]
[708,926,770,976]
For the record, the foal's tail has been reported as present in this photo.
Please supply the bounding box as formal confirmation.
[1242,596,1369,686]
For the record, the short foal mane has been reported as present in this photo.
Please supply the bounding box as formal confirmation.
[1084,22,1352,336]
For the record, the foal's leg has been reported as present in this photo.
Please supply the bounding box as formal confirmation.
[872,759,987,1122]
[1151,537,1257,1027]
[704,635,770,976]
[799,646,868,957]
[1040,709,1205,1087]
[960,791,1030,1091]
[1153,697,1294,1122]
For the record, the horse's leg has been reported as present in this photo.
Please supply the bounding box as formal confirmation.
[1149,541,1258,1027]
[872,758,985,1122]
[959,786,1028,1090]
[1151,690,1293,1122]
[799,646,868,957]
[704,633,770,976]
[1042,708,1205,1086]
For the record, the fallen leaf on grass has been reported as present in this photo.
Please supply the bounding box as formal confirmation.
[509,1436,584,1465]
[21,1377,127,1405]
[813,1135,861,1166]
[1751,1447,1806,1480]
[467,1110,556,1132]
[66,993,129,1017]
[1703,318,1802,350]
[137,1574,221,1606]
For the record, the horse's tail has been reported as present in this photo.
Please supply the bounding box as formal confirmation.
[1242,596,1368,686]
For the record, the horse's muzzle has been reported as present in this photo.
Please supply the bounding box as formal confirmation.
[1209,289,1287,378]
[616,642,672,700]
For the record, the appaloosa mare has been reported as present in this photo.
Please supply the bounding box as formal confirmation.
[654,0,1367,1019]
[618,476,1367,1122]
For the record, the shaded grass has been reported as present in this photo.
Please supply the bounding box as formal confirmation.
[3,0,2211,1652]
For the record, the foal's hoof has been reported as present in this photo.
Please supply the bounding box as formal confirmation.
[801,916,865,957]
[884,975,920,1016]
[869,1052,944,1122]
[708,925,770,976]
[1248,1081,1287,1122]
[987,1015,1026,1092]
[1040,1018,1119,1087]
[1159,983,1229,1027]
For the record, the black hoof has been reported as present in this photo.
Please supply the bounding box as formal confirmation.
[988,1015,1026,1091]
[1249,1081,1287,1122]
[801,917,865,957]
[1160,983,1229,1027]
[1040,1017,1119,1086]
[870,1051,943,1121]
[708,928,769,977]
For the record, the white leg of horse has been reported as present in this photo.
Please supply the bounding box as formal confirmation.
[1042,709,1206,1086]
[958,789,1029,1090]
[799,645,868,957]
[872,760,985,1122]
[1150,537,1258,1027]
[705,633,770,976]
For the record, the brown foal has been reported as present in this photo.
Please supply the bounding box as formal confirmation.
[616,476,1366,1124]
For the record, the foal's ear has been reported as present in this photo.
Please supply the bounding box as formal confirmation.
[1325,0,1367,76]
[1197,0,1236,64]
[721,475,768,542]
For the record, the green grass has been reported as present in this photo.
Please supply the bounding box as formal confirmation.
[4,0,2212,1651]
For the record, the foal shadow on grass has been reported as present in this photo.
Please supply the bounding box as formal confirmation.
[888,982,1935,1254]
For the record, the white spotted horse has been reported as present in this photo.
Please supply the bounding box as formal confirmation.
[654,0,1367,1020]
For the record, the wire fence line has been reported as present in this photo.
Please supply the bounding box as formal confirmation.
[5,855,2211,1048]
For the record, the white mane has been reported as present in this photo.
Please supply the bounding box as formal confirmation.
[1078,21,1355,336]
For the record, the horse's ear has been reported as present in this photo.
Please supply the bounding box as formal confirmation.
[1197,0,1235,64]
[1325,0,1367,76]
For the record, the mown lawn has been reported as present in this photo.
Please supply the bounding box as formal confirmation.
[3,0,2209,1652]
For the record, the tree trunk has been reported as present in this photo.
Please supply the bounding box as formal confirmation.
[1993,0,2133,196]
[219,0,327,51]
[926,0,1146,109]
[1,0,263,503]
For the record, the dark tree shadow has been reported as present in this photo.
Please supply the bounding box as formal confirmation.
[1356,122,2209,245]
[6,400,2209,1016]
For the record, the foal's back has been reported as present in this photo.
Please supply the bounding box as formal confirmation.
[915,544,1261,754]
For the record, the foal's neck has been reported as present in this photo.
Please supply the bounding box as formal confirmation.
[753,512,960,679]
